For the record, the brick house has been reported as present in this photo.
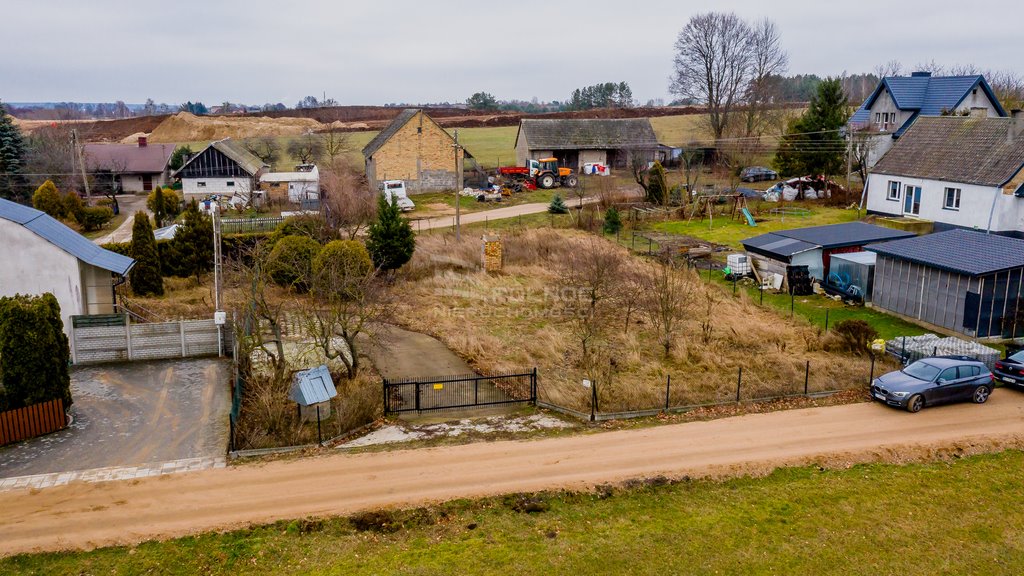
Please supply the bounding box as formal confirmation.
[362,109,468,193]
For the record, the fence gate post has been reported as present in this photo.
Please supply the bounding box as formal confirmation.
[180,321,187,357]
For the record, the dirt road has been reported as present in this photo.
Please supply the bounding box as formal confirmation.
[3,393,1024,556]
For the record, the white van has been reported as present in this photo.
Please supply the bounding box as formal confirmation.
[381,180,415,212]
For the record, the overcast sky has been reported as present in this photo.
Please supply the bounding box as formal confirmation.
[2,0,1021,106]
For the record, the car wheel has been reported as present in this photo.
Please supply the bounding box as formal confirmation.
[906,394,924,413]
[973,385,991,404]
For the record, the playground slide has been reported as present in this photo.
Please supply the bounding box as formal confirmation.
[741,207,756,226]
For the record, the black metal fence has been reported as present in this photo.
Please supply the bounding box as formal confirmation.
[384,369,537,414]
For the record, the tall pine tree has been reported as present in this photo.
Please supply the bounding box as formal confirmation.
[0,101,27,202]
[367,196,415,271]
[129,213,164,296]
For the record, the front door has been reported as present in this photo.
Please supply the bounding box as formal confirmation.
[903,185,921,215]
[142,174,153,192]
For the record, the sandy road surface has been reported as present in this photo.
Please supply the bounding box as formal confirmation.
[412,198,598,231]
[3,393,1024,555]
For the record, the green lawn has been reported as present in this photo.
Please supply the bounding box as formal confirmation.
[650,203,863,249]
[8,451,1024,574]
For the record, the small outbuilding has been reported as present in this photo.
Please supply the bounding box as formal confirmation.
[741,221,915,284]
[260,164,320,205]
[362,109,468,193]
[173,138,268,201]
[866,229,1024,338]
[514,118,663,171]
[290,364,338,421]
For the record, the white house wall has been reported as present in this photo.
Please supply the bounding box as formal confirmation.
[866,173,1024,233]
[0,217,85,338]
[182,177,253,199]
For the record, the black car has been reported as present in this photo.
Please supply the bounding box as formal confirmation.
[740,166,778,182]
[870,356,994,413]
[993,350,1024,387]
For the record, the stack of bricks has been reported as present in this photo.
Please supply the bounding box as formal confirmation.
[482,234,503,272]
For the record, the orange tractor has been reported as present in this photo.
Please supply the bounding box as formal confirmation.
[497,158,579,190]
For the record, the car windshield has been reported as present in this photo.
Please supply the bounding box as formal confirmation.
[902,361,941,382]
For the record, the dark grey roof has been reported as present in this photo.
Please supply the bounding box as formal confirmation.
[517,118,660,150]
[289,364,338,406]
[211,139,267,175]
[742,233,818,259]
[866,229,1024,276]
[872,116,1024,187]
[0,198,135,275]
[742,222,915,259]
[362,109,421,158]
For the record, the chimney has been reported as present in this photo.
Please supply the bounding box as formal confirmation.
[138,135,148,148]
[911,71,932,78]
[969,107,987,118]
[1010,110,1024,144]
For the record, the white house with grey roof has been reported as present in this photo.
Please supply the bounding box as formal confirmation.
[866,113,1024,235]
[0,197,135,338]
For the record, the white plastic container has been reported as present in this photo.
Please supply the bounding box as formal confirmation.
[727,253,751,275]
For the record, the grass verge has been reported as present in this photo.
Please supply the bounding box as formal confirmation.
[7,450,1024,575]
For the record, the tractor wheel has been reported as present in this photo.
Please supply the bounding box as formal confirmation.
[538,174,556,189]
[563,174,579,188]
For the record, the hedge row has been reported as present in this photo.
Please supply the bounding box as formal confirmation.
[102,232,270,279]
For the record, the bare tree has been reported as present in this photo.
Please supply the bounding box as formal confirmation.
[642,255,695,358]
[678,146,704,203]
[873,59,904,79]
[287,134,325,165]
[559,241,626,376]
[741,18,788,138]
[320,129,351,163]
[670,12,754,140]
[244,137,281,166]
[232,241,290,383]
[851,133,876,187]
[319,159,378,240]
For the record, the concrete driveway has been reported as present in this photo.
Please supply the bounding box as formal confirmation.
[0,358,229,478]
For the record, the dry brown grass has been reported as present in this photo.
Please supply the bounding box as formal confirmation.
[394,229,878,412]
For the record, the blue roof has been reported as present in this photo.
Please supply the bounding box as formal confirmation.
[849,74,1007,134]
[866,229,1024,277]
[0,198,135,275]
[289,365,338,406]
[742,222,915,259]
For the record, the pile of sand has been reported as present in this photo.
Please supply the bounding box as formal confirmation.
[148,112,325,142]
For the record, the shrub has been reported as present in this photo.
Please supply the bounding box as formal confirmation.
[314,240,373,278]
[602,206,622,235]
[129,213,164,296]
[0,293,72,410]
[266,235,321,288]
[646,162,667,205]
[367,195,415,271]
[32,180,65,218]
[147,186,181,227]
[78,205,114,232]
[548,194,569,214]
[62,191,86,223]
[270,214,338,246]
[828,319,879,355]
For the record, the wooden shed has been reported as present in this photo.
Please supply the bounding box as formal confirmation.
[514,118,663,171]
[362,109,468,193]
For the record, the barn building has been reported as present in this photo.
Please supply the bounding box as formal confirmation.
[362,109,467,193]
[867,229,1024,338]
[0,197,134,339]
[514,118,663,171]
[173,138,268,201]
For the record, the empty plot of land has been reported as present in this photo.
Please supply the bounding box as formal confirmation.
[3,391,1024,555]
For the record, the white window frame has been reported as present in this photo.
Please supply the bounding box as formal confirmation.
[197,181,207,188]
[943,187,961,210]
[887,180,902,201]
[875,112,881,125]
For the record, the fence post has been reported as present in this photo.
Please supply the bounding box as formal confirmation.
[665,375,671,411]
[383,378,389,415]
[790,291,795,317]
[631,231,636,250]
[125,314,133,361]
[648,238,653,254]
[531,367,538,403]
[415,382,421,412]
[869,352,876,385]
[736,367,743,403]
[590,381,598,422]
[316,405,322,446]
[824,309,829,332]
[760,283,764,306]
[474,377,479,405]
[902,336,906,360]
[804,360,810,395]
[180,320,187,357]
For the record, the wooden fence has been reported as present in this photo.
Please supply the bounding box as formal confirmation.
[0,398,67,446]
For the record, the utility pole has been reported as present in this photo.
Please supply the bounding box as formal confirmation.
[213,208,224,356]
[453,129,463,241]
[71,129,92,200]
[845,123,853,205]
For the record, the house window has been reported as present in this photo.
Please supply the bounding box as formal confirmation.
[875,112,881,125]
[944,187,961,210]
[226,181,235,187]
[887,180,901,201]
[197,181,207,188]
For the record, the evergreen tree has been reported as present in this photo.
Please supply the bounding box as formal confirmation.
[548,194,569,214]
[646,162,668,205]
[32,180,65,218]
[366,196,415,271]
[170,200,213,281]
[168,145,193,171]
[129,213,164,296]
[774,77,849,178]
[148,185,167,227]
[0,293,71,410]
[0,101,27,202]
[603,206,623,235]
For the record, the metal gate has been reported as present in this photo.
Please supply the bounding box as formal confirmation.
[384,369,537,414]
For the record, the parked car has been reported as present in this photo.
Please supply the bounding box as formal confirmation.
[993,350,1024,387]
[870,356,993,413]
[380,180,415,212]
[740,166,778,182]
